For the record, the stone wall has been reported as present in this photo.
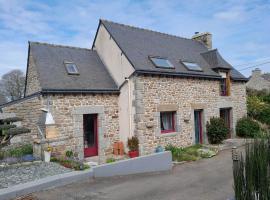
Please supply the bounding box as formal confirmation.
[133,75,247,155]
[25,47,42,96]
[1,95,43,144]
[43,93,120,162]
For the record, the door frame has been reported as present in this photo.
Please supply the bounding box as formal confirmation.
[220,108,232,138]
[83,114,98,157]
[194,109,204,144]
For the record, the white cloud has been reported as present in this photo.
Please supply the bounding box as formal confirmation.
[214,6,247,21]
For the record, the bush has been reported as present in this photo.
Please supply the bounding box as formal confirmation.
[65,150,73,158]
[7,144,33,158]
[236,117,261,138]
[127,136,139,151]
[206,117,229,144]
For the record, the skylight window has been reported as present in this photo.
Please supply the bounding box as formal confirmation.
[182,61,202,71]
[64,62,79,75]
[149,57,174,68]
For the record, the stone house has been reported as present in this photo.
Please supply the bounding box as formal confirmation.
[246,68,270,92]
[0,19,247,162]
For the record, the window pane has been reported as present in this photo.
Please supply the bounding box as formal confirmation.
[220,78,227,95]
[65,62,79,74]
[150,57,174,68]
[160,112,175,133]
[182,61,202,71]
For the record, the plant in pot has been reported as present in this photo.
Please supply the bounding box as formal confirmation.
[44,145,52,162]
[127,136,139,158]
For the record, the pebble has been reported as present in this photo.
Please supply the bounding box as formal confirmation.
[0,162,72,189]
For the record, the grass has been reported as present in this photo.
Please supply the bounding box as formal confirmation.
[165,144,211,162]
[106,157,116,163]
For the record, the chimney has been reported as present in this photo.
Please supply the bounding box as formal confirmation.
[252,68,262,77]
[192,32,212,49]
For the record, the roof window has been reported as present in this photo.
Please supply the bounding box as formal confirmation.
[149,57,174,68]
[181,61,202,71]
[64,62,79,75]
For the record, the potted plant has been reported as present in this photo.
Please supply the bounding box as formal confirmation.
[44,145,52,162]
[127,136,139,158]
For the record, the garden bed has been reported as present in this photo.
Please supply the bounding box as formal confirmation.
[165,144,217,162]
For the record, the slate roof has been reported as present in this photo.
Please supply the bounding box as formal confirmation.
[29,42,119,93]
[99,19,247,81]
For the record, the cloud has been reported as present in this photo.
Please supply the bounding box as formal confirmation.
[214,7,246,21]
[0,0,269,77]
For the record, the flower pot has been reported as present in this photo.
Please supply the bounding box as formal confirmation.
[128,150,139,158]
[44,151,51,162]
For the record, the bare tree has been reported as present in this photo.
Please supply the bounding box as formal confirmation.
[0,70,25,101]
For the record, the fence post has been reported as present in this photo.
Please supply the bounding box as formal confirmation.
[232,146,239,162]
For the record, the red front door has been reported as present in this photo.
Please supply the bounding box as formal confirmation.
[83,114,98,157]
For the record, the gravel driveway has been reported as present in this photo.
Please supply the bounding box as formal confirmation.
[31,148,238,200]
[0,162,72,189]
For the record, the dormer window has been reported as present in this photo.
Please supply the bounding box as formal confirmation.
[64,62,79,75]
[149,57,174,68]
[181,61,202,71]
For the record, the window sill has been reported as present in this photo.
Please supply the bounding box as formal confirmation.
[159,131,179,137]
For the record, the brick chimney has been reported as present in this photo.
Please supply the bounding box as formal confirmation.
[252,68,262,77]
[192,32,212,49]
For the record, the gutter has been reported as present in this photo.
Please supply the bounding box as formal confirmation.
[135,70,222,80]
[41,88,120,94]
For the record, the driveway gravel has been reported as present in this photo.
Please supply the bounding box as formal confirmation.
[0,162,72,189]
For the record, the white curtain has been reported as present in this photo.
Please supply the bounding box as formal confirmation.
[161,113,173,130]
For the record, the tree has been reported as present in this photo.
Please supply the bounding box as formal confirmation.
[0,117,30,148]
[0,70,25,101]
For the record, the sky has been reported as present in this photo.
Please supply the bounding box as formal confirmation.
[0,0,269,77]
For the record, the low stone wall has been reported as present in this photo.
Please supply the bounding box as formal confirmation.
[0,94,43,144]
[93,151,172,177]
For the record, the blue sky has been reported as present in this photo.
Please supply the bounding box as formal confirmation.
[0,0,269,77]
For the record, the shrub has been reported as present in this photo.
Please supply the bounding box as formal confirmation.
[7,144,33,158]
[236,117,261,138]
[127,136,139,151]
[206,117,229,144]
[65,150,73,158]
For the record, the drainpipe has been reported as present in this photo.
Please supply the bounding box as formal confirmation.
[125,77,132,137]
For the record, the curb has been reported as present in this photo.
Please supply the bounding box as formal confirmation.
[0,169,93,200]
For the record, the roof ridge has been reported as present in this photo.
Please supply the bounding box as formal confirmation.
[29,41,91,51]
[100,19,198,42]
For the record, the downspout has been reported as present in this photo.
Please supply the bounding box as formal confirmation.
[125,77,132,137]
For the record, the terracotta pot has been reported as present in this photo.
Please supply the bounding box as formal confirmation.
[128,150,139,158]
